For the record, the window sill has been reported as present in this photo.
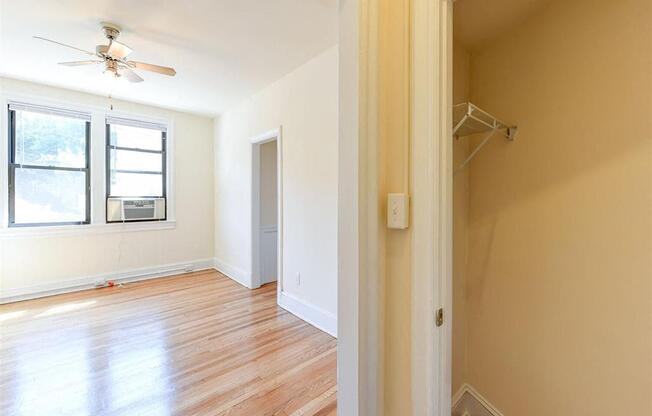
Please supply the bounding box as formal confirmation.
[0,220,176,239]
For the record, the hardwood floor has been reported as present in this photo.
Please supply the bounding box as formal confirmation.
[0,270,337,416]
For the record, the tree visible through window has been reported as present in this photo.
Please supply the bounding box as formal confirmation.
[8,104,91,226]
[105,118,167,222]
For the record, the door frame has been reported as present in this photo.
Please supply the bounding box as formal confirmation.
[410,0,454,415]
[337,0,452,414]
[250,127,283,296]
[337,0,386,413]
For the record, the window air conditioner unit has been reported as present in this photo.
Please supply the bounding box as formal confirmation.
[107,198,166,222]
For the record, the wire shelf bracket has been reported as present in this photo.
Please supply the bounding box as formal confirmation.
[453,102,518,173]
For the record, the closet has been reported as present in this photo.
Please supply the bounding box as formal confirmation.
[450,0,650,415]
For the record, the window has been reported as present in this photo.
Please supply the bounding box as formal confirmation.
[8,103,91,227]
[3,99,172,231]
[106,117,167,221]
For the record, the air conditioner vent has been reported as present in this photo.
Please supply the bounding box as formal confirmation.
[107,198,165,222]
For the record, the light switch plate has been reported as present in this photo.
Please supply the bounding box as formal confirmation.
[387,193,409,229]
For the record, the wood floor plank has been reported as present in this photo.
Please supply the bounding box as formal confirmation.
[0,270,337,416]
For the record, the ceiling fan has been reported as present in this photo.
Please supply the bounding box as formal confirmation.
[34,22,176,83]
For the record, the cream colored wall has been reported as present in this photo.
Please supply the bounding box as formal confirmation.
[260,141,277,227]
[0,77,215,295]
[381,10,477,410]
[214,46,338,316]
[452,41,471,396]
[379,0,412,414]
[463,0,652,414]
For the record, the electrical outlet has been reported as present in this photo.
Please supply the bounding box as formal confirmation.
[295,272,301,286]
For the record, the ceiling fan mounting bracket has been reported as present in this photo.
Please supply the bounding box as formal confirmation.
[101,22,122,40]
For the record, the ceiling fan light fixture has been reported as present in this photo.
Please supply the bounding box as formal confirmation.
[103,69,120,80]
[103,61,120,79]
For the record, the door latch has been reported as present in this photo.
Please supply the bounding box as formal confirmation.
[435,308,444,327]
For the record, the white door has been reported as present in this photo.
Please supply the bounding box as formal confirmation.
[260,226,278,284]
[258,140,278,285]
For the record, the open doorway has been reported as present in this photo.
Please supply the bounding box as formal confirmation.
[251,129,282,292]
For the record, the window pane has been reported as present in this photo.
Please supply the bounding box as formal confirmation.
[109,124,163,151]
[14,110,87,168]
[14,168,86,224]
[110,149,162,172]
[109,172,163,197]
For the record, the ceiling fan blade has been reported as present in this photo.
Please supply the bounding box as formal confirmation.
[107,40,132,59]
[58,60,104,66]
[120,68,144,83]
[33,36,96,56]
[129,61,176,76]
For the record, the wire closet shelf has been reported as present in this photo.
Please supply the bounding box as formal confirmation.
[453,102,518,173]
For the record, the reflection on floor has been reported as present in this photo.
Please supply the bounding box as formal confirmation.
[0,270,337,416]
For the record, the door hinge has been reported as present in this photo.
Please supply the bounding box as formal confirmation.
[435,308,444,327]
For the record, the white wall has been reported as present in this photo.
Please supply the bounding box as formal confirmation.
[214,46,338,334]
[0,77,215,299]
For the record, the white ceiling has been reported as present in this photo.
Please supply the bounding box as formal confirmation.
[0,0,338,116]
[454,0,551,51]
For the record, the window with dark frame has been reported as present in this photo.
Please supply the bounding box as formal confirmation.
[105,117,167,222]
[7,103,91,227]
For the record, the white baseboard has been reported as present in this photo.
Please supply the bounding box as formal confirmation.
[452,384,468,407]
[212,258,337,337]
[213,257,253,289]
[0,258,215,304]
[453,383,504,416]
[278,291,337,337]
[1,258,340,341]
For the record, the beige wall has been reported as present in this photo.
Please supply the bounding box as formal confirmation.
[452,41,471,395]
[0,78,215,296]
[381,3,475,413]
[379,0,412,413]
[462,0,652,414]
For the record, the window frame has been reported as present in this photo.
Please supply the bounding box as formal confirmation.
[104,120,167,223]
[0,94,176,235]
[7,105,91,228]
